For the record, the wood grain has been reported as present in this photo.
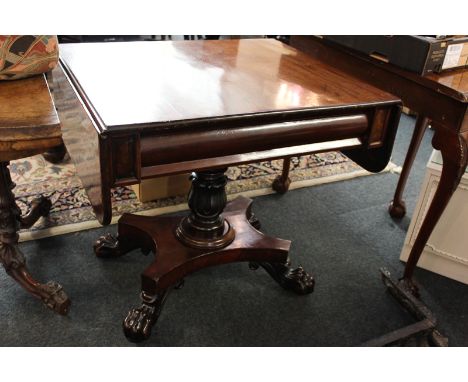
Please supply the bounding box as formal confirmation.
[51,65,112,225]
[59,39,399,131]
[55,38,402,224]
[0,75,61,141]
[290,36,467,130]
[0,74,62,161]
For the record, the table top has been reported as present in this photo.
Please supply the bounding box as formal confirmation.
[425,69,468,101]
[303,36,468,103]
[0,74,61,142]
[59,39,399,132]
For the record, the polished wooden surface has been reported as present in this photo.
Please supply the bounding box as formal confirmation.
[0,75,61,140]
[288,36,468,293]
[426,69,468,100]
[51,66,111,225]
[54,38,405,342]
[55,39,402,226]
[290,36,467,131]
[0,74,62,161]
[140,115,369,166]
[59,39,399,131]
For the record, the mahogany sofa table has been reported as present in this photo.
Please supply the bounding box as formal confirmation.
[53,39,401,342]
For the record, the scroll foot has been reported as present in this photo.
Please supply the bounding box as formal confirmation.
[272,176,291,194]
[38,280,71,315]
[20,196,52,229]
[123,291,169,343]
[251,260,315,295]
[388,199,406,219]
[93,233,123,258]
[1,243,71,315]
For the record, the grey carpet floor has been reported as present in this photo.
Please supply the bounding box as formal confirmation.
[1,114,467,346]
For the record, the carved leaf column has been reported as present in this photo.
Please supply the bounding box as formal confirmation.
[176,169,235,249]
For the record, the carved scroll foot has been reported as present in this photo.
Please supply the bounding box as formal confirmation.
[93,233,122,258]
[19,196,52,229]
[388,200,406,219]
[2,245,70,315]
[37,280,70,315]
[94,231,152,258]
[123,290,169,343]
[250,259,315,295]
[272,176,291,194]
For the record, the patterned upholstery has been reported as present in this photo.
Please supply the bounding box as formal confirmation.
[0,35,59,80]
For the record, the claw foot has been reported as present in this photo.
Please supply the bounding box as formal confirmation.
[279,265,315,295]
[93,233,121,258]
[40,281,71,315]
[254,260,315,295]
[123,291,168,342]
[123,303,158,343]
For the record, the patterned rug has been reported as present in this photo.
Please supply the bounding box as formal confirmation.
[11,153,398,242]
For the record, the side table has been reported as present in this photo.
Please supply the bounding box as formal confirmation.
[53,38,401,341]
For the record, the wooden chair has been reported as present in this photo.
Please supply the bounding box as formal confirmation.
[0,74,70,314]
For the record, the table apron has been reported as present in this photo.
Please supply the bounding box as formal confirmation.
[140,114,369,167]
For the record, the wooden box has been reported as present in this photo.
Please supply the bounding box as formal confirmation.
[131,174,191,202]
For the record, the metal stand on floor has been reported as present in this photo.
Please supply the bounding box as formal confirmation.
[361,268,448,347]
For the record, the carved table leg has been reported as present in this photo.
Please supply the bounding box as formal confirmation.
[123,289,170,342]
[176,169,235,249]
[389,115,430,218]
[272,156,292,194]
[0,162,70,314]
[114,167,314,342]
[401,128,468,292]
[94,212,158,258]
[42,140,67,164]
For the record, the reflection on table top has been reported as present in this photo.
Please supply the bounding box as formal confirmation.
[59,38,399,130]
